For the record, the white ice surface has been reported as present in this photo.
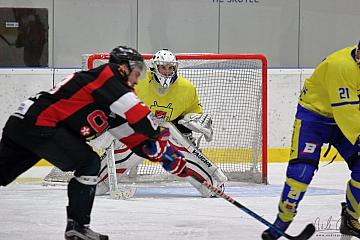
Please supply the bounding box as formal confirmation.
[0,162,353,240]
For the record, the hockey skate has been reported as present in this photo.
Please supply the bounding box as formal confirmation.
[340,202,360,238]
[261,217,290,240]
[65,219,109,240]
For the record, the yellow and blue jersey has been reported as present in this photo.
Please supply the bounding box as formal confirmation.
[298,45,360,144]
[134,70,203,122]
[280,45,360,227]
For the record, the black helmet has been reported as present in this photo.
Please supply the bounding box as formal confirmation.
[110,46,143,63]
[109,46,146,78]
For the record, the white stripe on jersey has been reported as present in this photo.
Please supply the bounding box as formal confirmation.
[108,122,135,140]
[109,92,141,119]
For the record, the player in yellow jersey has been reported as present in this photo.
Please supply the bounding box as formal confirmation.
[262,42,360,239]
[96,49,227,197]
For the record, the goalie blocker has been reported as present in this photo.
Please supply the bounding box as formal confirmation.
[96,122,227,198]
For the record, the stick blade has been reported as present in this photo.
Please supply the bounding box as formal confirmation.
[110,187,136,200]
[286,223,315,240]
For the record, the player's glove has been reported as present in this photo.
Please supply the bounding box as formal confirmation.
[161,151,188,177]
[143,129,188,177]
[142,128,171,162]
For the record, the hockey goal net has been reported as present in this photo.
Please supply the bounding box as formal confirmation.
[44,53,267,184]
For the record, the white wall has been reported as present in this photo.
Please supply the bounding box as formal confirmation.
[0,68,78,133]
[0,68,314,148]
[2,0,359,68]
[268,69,313,148]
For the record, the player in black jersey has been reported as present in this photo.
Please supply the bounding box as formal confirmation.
[0,46,188,240]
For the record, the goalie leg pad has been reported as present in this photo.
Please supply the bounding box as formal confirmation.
[175,145,227,198]
[96,141,143,196]
[163,121,227,197]
[186,165,227,198]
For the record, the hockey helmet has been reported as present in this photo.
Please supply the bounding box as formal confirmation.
[356,41,360,66]
[109,46,146,78]
[150,49,178,89]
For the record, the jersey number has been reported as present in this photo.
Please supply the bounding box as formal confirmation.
[87,110,108,133]
[339,88,350,99]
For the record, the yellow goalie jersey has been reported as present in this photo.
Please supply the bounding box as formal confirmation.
[134,70,203,122]
[299,45,360,144]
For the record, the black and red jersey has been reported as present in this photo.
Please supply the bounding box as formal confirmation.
[14,63,159,149]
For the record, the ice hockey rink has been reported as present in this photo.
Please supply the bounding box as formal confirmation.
[0,161,353,240]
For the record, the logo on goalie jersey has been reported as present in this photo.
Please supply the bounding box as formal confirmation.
[155,110,167,122]
[150,101,173,122]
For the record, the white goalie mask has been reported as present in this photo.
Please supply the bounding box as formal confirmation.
[150,49,178,91]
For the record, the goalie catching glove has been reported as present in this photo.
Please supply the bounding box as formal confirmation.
[178,113,213,142]
[142,128,188,177]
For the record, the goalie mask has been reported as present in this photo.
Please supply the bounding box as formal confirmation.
[150,49,178,92]
[109,46,146,79]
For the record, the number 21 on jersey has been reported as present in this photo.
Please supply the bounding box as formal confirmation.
[339,87,349,99]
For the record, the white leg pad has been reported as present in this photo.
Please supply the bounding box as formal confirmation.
[176,144,227,197]
[96,141,143,196]
[166,121,228,198]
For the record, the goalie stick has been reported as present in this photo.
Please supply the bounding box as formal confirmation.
[163,152,315,240]
[105,140,136,200]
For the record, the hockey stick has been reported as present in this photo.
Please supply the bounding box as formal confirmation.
[0,34,15,46]
[105,140,136,200]
[164,154,314,240]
